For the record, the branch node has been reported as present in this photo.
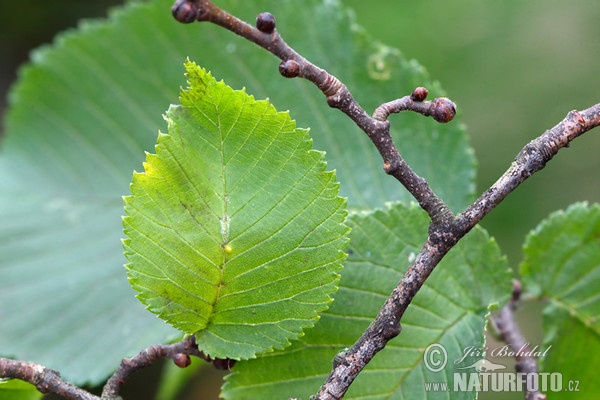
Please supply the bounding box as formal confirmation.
[279,59,300,78]
[382,320,401,340]
[319,74,343,98]
[568,109,585,125]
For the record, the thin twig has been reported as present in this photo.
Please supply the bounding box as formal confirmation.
[0,358,97,400]
[0,336,213,399]
[172,0,455,224]
[457,108,600,226]
[169,1,600,399]
[494,281,547,400]
[102,335,208,398]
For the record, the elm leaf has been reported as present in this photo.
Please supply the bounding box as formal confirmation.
[123,61,349,360]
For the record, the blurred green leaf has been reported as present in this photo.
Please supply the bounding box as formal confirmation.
[521,202,600,399]
[124,61,348,359]
[223,202,511,399]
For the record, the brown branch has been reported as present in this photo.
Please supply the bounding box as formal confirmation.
[0,336,215,399]
[171,0,455,224]
[0,358,97,400]
[457,107,600,227]
[493,281,547,400]
[101,335,209,398]
[373,87,456,124]
[316,103,600,399]
[169,1,600,399]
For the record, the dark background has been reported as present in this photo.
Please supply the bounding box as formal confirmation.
[2,1,598,398]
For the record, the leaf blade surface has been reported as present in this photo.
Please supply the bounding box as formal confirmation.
[123,62,349,359]
[222,202,512,399]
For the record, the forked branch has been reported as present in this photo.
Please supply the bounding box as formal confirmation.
[170,2,600,399]
[172,0,456,224]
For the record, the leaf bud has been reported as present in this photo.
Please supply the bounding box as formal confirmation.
[172,0,199,24]
[410,87,428,102]
[256,12,276,34]
[279,59,300,78]
[173,353,192,368]
[431,97,456,123]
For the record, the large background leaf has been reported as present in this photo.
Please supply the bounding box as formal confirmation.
[124,62,348,359]
[520,202,600,399]
[223,202,511,399]
[0,0,475,385]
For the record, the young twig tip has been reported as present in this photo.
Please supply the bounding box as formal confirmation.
[431,97,456,123]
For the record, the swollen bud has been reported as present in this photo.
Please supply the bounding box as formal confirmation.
[172,0,199,24]
[256,12,276,34]
[279,59,300,78]
[431,97,456,123]
[410,87,428,102]
[173,353,192,368]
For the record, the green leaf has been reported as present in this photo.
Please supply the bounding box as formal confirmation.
[0,380,42,400]
[521,202,600,398]
[123,61,348,359]
[222,202,511,399]
[0,0,474,384]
